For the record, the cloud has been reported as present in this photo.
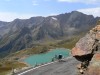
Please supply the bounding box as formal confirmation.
[77,7,100,17]
[0,11,59,22]
[5,0,11,1]
[57,0,100,4]
[0,12,37,22]
[32,0,39,6]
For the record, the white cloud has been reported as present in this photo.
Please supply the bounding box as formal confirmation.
[57,0,100,4]
[0,12,37,22]
[0,11,59,22]
[32,0,39,6]
[77,7,100,17]
[5,0,11,1]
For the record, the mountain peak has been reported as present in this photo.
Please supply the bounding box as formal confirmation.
[0,11,100,57]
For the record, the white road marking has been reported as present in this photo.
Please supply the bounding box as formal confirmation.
[17,56,72,75]
[18,61,57,75]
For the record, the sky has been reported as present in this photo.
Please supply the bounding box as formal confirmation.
[0,0,100,22]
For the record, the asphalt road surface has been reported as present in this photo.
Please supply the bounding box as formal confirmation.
[16,57,80,75]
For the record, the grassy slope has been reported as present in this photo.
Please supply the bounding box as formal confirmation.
[0,60,27,75]
[8,35,83,60]
[0,34,84,75]
[56,36,81,49]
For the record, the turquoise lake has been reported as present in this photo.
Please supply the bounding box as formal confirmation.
[24,48,70,66]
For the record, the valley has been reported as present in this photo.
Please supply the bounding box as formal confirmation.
[0,11,100,75]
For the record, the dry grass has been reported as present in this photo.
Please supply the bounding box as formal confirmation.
[56,36,81,49]
[0,60,27,75]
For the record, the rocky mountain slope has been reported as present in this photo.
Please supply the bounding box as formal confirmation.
[0,11,100,57]
[72,20,100,75]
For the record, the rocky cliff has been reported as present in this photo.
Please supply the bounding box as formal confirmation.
[72,20,100,75]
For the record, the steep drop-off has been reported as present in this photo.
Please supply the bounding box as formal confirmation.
[72,20,100,75]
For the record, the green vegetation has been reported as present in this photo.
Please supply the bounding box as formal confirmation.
[0,71,11,75]
[56,36,81,49]
[0,35,83,59]
[7,35,83,60]
[96,20,100,25]
[0,60,27,75]
[0,36,9,46]
[0,35,84,75]
[11,45,54,57]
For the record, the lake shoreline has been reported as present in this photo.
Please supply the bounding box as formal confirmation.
[22,48,70,66]
[19,48,69,61]
[15,48,70,74]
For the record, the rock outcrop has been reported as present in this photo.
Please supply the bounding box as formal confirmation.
[72,33,95,56]
[71,20,100,75]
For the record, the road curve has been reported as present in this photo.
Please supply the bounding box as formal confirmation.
[15,57,80,75]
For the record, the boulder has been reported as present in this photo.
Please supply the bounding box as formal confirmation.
[71,22,100,75]
[72,33,95,56]
[72,24,100,56]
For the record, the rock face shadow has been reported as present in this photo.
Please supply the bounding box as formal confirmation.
[71,20,100,75]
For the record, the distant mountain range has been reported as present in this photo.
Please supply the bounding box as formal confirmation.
[0,11,100,57]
